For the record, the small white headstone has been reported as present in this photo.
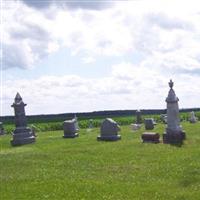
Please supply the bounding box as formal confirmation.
[189,111,198,123]
[130,123,141,131]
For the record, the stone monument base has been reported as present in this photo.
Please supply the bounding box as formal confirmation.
[189,120,197,124]
[11,127,36,146]
[63,133,79,138]
[141,132,160,143]
[97,135,121,141]
[163,130,186,144]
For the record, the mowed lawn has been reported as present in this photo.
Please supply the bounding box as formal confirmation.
[0,122,200,200]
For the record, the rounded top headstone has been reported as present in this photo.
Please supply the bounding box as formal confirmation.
[103,118,116,124]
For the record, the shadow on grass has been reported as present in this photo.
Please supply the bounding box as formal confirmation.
[170,142,183,147]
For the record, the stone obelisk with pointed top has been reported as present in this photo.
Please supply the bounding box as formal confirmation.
[11,93,36,146]
[163,80,186,144]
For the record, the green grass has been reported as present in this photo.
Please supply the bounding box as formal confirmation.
[3,111,200,134]
[0,122,200,200]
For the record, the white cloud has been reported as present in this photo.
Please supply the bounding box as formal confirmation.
[81,56,96,64]
[2,1,58,69]
[1,0,200,114]
[2,0,200,70]
[21,0,113,10]
[3,62,200,115]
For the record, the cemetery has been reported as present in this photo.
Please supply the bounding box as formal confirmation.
[0,80,200,200]
[2,0,200,198]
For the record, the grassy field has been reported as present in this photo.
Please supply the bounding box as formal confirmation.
[3,111,200,134]
[0,122,200,200]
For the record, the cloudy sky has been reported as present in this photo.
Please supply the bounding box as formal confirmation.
[1,0,200,116]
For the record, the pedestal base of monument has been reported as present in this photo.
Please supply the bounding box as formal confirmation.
[163,130,186,144]
[189,120,197,124]
[11,127,36,146]
[63,133,79,138]
[141,132,160,143]
[97,134,121,141]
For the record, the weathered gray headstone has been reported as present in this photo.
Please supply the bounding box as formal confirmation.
[189,111,198,123]
[0,122,5,135]
[63,119,79,138]
[163,80,186,144]
[136,110,142,124]
[97,118,121,141]
[144,118,156,130]
[10,93,36,146]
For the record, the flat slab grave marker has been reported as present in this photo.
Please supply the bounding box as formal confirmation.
[141,132,160,143]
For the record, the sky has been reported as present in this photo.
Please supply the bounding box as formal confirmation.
[1,0,200,116]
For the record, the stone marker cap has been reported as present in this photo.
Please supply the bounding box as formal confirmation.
[166,79,179,103]
[12,92,26,106]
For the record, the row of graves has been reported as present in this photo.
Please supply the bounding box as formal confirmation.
[0,80,198,146]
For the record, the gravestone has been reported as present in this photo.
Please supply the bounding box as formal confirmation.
[63,119,79,138]
[189,111,198,123]
[144,118,156,130]
[163,80,186,144]
[131,123,141,131]
[135,110,142,124]
[88,119,93,129]
[142,132,160,143]
[11,93,36,146]
[74,114,79,130]
[160,114,167,124]
[30,124,39,137]
[0,122,5,135]
[97,118,121,141]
